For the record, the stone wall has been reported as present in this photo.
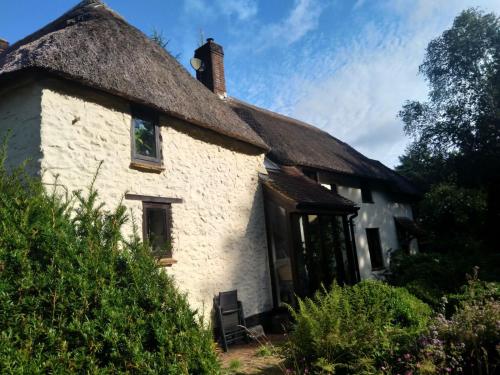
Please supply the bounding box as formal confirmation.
[39,79,273,318]
[0,82,42,175]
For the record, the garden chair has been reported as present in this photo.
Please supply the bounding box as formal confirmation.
[214,290,248,352]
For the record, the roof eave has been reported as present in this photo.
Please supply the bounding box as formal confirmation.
[2,67,270,152]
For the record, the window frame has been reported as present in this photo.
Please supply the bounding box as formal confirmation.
[130,108,162,166]
[142,201,172,259]
[365,228,384,270]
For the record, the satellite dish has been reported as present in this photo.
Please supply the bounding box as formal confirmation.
[190,57,205,72]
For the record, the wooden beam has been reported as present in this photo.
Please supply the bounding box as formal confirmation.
[124,193,183,204]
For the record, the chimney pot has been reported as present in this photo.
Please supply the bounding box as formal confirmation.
[194,38,226,98]
[0,39,9,54]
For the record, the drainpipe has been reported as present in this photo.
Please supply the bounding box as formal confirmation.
[348,211,361,282]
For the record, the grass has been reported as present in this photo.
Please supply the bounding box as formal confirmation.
[255,344,274,358]
[224,359,242,374]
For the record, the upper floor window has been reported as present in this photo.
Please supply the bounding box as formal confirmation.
[322,183,338,193]
[361,185,373,203]
[131,109,162,166]
[303,169,318,182]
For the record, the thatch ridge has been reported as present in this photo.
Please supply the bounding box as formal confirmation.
[0,1,268,151]
[227,97,419,196]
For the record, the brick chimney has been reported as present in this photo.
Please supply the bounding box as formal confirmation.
[0,39,9,54]
[194,38,226,98]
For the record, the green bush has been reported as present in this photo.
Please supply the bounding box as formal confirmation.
[0,156,220,373]
[447,267,500,314]
[285,281,431,374]
[392,274,500,374]
[389,250,500,309]
[437,298,500,374]
[417,183,487,252]
[388,250,464,307]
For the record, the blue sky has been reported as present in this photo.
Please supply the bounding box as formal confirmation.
[2,0,500,167]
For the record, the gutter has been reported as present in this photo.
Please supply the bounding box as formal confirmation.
[348,210,361,283]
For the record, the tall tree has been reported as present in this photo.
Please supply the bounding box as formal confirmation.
[398,8,500,246]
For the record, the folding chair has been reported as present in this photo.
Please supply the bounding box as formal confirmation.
[214,290,248,352]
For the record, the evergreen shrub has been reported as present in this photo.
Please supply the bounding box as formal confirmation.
[0,152,220,374]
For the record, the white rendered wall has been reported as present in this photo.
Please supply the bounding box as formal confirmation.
[337,185,418,279]
[38,80,273,319]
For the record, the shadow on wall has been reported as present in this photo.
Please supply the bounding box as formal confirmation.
[193,185,273,324]
[0,84,43,176]
[354,190,413,278]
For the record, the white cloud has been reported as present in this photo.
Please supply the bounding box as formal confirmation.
[183,0,208,14]
[248,0,500,167]
[353,0,365,10]
[217,0,258,20]
[183,0,258,21]
[257,0,326,48]
[290,23,430,167]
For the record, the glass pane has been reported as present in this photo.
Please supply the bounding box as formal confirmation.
[134,118,157,158]
[295,215,310,296]
[300,215,351,295]
[334,216,351,284]
[147,208,169,255]
[305,215,326,293]
[269,202,294,305]
[320,216,338,288]
[367,228,383,269]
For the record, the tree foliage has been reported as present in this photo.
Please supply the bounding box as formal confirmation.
[400,8,500,164]
[0,151,220,373]
[397,8,500,250]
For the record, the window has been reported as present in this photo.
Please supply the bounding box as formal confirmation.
[322,183,338,193]
[142,202,172,258]
[303,169,318,182]
[131,109,162,166]
[361,185,373,203]
[366,228,384,270]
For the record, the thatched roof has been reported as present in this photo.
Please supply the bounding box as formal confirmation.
[0,0,268,150]
[261,170,357,212]
[228,98,419,196]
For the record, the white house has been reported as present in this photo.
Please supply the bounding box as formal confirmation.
[0,0,420,327]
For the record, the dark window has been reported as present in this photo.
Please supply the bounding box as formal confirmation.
[142,202,172,258]
[361,185,373,203]
[366,228,384,270]
[303,170,318,182]
[329,184,338,193]
[131,109,162,165]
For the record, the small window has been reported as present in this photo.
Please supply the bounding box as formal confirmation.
[366,228,384,270]
[303,170,318,182]
[143,202,172,258]
[131,109,162,165]
[321,183,338,193]
[361,185,373,203]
